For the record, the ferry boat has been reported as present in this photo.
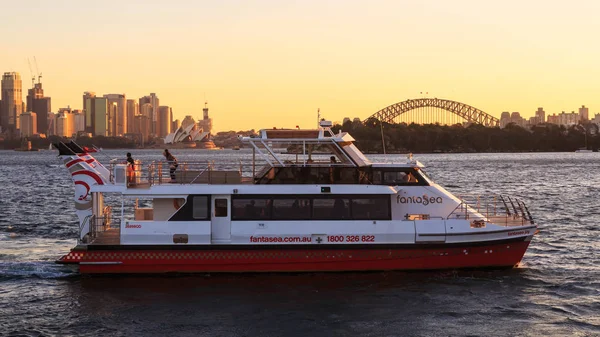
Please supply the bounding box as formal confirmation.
[55,122,537,274]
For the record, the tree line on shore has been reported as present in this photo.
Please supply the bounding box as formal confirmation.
[331,118,599,153]
[2,120,598,153]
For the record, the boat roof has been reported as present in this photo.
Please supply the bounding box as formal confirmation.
[239,124,372,167]
[239,125,425,169]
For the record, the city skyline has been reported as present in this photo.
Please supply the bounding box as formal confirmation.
[2,1,600,132]
[2,69,598,140]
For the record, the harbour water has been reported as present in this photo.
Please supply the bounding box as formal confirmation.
[0,149,599,336]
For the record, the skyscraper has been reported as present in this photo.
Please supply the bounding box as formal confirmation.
[55,111,75,137]
[93,97,108,136]
[126,99,138,134]
[139,93,159,136]
[26,82,51,135]
[104,94,126,136]
[133,114,150,143]
[1,72,23,133]
[83,92,96,133]
[72,110,85,135]
[140,103,153,119]
[172,119,180,132]
[19,111,37,137]
[158,106,171,137]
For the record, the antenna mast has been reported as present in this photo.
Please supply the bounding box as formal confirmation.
[317,108,320,127]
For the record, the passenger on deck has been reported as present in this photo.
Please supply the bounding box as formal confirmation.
[163,149,178,182]
[403,172,417,183]
[126,152,135,185]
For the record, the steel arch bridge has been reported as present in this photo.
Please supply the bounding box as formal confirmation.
[367,98,499,127]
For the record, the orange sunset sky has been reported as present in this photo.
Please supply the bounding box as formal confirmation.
[2,0,600,132]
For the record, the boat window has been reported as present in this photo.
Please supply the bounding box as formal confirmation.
[313,198,350,220]
[372,170,382,184]
[351,198,391,220]
[417,168,432,181]
[192,196,209,219]
[214,198,228,217]
[231,195,390,221]
[383,171,415,184]
[232,198,271,220]
[272,198,311,220]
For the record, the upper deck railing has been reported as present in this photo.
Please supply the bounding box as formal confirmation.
[108,160,250,186]
[106,155,360,187]
[448,194,535,227]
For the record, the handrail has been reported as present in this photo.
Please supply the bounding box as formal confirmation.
[447,194,534,227]
[190,165,211,184]
[79,214,93,244]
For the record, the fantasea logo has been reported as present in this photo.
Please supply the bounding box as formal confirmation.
[397,194,443,205]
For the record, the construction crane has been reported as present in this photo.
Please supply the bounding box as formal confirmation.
[34,56,42,84]
[27,58,35,87]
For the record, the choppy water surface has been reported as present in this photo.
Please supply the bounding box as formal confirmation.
[0,149,598,337]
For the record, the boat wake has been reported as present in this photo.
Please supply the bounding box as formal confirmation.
[0,261,77,280]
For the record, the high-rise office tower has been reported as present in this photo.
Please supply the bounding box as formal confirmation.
[158,106,171,137]
[19,111,37,137]
[93,97,108,136]
[1,72,23,132]
[126,99,138,134]
[72,110,85,135]
[139,93,159,136]
[140,103,153,119]
[133,114,150,143]
[83,91,96,133]
[172,119,180,132]
[104,94,126,136]
[55,111,75,137]
[47,112,56,136]
[27,82,51,135]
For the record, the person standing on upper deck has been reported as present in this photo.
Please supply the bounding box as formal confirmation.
[163,149,178,182]
[126,152,135,185]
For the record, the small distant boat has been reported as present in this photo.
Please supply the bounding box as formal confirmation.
[232,146,240,150]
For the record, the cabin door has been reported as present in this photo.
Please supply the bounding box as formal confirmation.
[211,195,231,242]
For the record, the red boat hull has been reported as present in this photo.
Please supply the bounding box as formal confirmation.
[58,239,531,274]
